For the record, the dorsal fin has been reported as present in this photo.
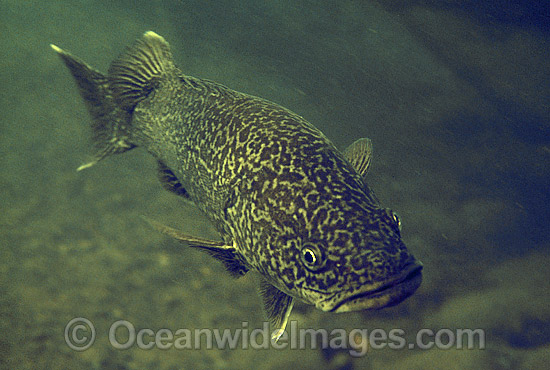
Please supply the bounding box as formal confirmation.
[343,138,373,179]
[108,31,174,111]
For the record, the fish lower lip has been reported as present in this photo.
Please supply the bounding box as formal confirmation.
[329,262,423,313]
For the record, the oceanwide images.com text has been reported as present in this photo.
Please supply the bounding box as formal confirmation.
[65,318,485,356]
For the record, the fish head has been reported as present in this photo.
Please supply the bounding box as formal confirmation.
[280,206,422,313]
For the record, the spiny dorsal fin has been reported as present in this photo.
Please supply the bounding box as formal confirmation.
[343,138,373,179]
[108,31,174,111]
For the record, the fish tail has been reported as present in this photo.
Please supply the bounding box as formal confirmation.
[51,31,174,170]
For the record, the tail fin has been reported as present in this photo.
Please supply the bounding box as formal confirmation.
[51,44,134,170]
[51,31,174,170]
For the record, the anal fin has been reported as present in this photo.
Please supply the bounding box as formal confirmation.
[259,279,294,341]
[157,161,189,198]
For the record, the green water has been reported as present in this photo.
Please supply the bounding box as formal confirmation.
[1,1,549,369]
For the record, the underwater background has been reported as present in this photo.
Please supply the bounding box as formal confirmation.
[1,0,549,369]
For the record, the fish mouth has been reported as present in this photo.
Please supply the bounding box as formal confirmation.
[327,260,423,313]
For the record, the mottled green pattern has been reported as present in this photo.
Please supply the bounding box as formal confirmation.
[54,32,422,325]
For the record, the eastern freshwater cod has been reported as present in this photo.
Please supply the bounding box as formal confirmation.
[52,31,422,339]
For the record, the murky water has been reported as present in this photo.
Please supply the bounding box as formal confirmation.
[1,1,548,369]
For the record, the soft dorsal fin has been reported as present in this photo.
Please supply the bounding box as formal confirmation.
[108,31,175,111]
[343,138,373,179]
[259,279,294,341]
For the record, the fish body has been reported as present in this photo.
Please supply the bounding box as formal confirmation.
[52,32,422,338]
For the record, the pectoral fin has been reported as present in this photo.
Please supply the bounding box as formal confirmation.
[343,138,373,180]
[142,216,248,277]
[192,244,249,277]
[259,279,294,341]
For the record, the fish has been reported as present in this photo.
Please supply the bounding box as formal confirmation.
[51,31,422,340]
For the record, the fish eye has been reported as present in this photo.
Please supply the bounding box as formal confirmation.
[303,249,316,264]
[300,243,325,271]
